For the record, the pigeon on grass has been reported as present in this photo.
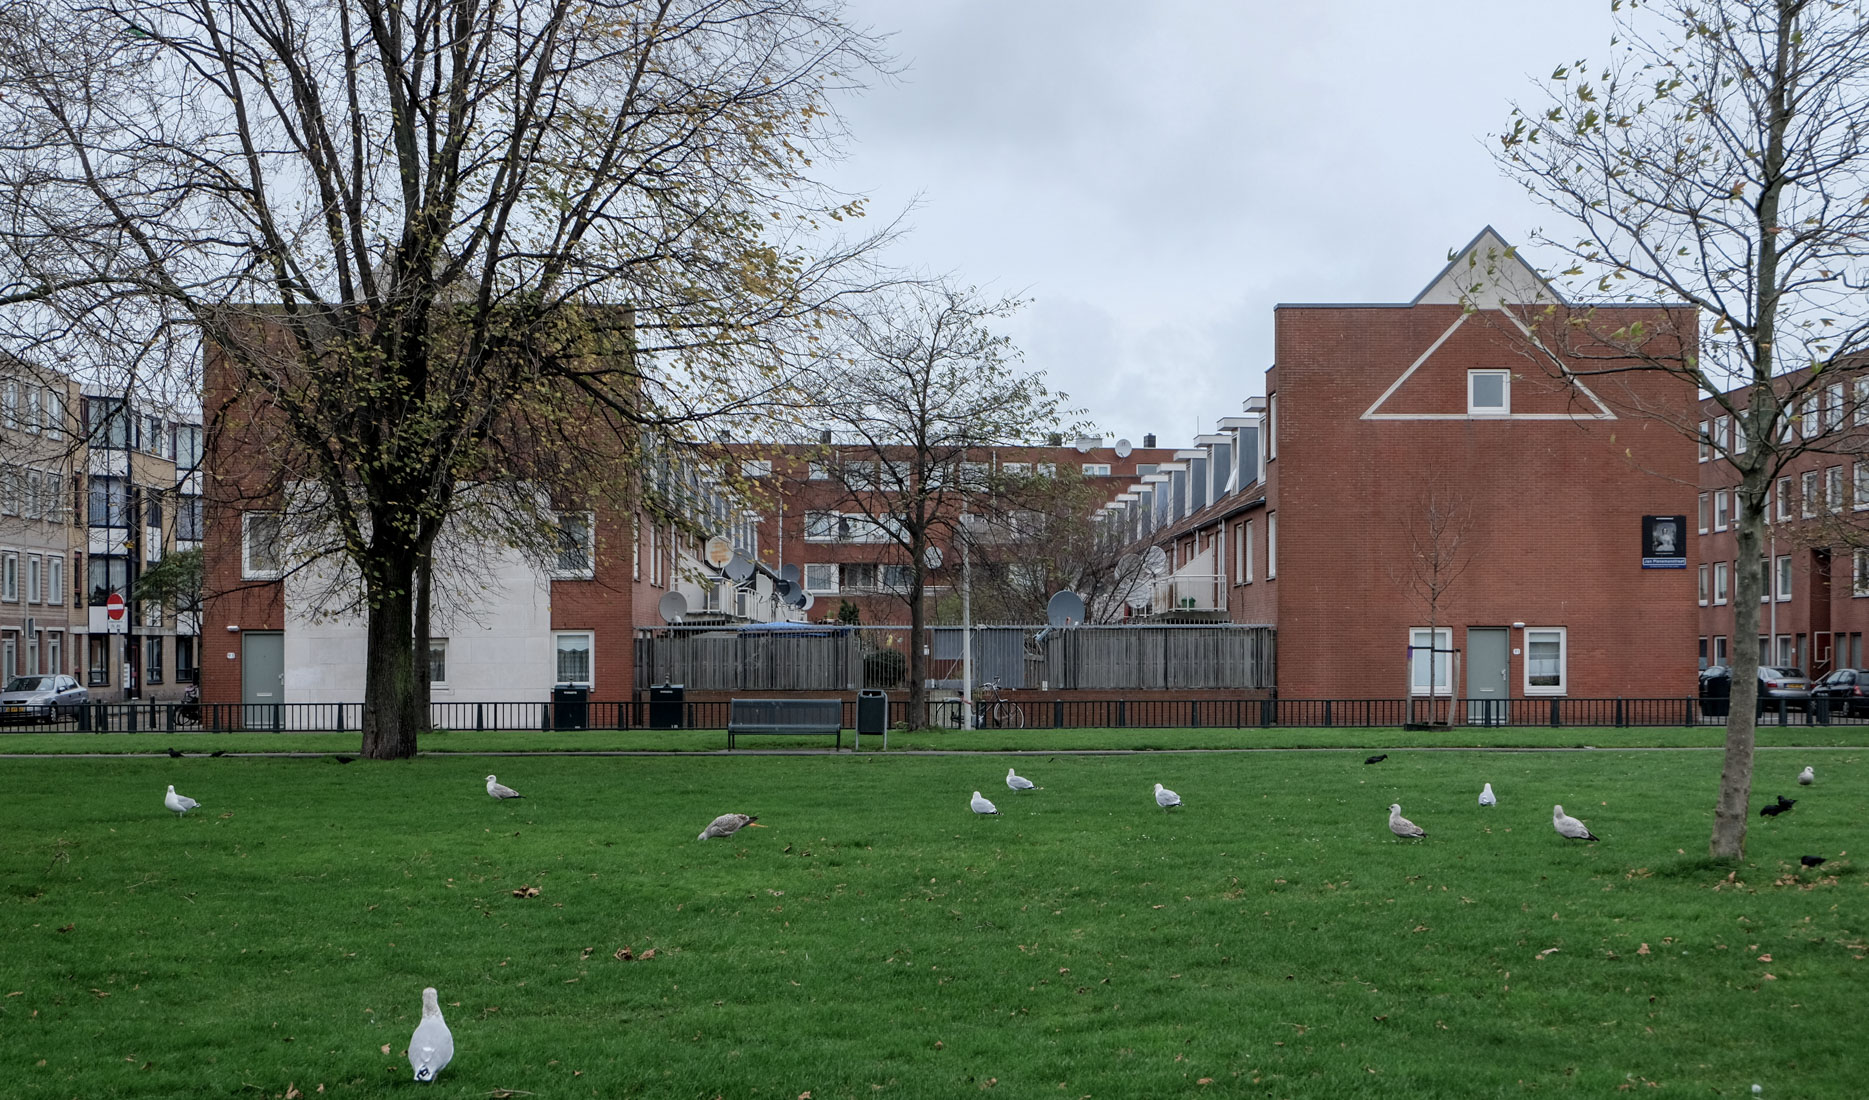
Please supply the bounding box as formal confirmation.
[1387,804,1425,840]
[163,784,199,818]
[1478,783,1497,807]
[1798,766,1815,786]
[970,791,998,816]
[1364,754,1387,765]
[697,813,764,840]
[1552,805,1598,841]
[408,987,454,1082]
[1759,795,1796,818]
[1006,767,1036,791]
[484,775,523,800]
[1154,783,1182,811]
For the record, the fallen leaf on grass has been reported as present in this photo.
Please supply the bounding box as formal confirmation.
[1197,1078,1214,1085]
[1762,973,1777,981]
[1537,948,1560,960]
[511,886,540,899]
[615,947,633,961]
[1759,954,1773,962]
[580,947,594,961]
[640,948,656,961]
[89,989,109,998]
[1637,944,1651,955]
[285,1084,302,1100]
[380,1045,391,1055]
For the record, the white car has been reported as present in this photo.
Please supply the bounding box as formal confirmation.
[0,674,88,724]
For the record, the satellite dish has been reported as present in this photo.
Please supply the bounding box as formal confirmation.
[658,592,689,623]
[1046,590,1087,627]
[725,552,755,584]
[798,592,815,612]
[924,544,943,570]
[1114,438,1133,458]
[788,586,809,608]
[1143,545,1170,577]
[774,578,795,601]
[1118,552,1142,576]
[780,563,801,583]
[1074,435,1097,454]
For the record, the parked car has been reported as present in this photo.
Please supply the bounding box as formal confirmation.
[1697,665,1811,716]
[1809,667,1869,718]
[0,674,88,724]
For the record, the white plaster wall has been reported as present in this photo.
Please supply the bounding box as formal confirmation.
[283,544,555,704]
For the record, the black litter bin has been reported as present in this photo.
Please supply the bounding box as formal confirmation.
[553,684,589,730]
[1699,668,1731,718]
[649,683,685,730]
[857,689,888,737]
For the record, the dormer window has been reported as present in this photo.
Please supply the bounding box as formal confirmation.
[1468,370,1510,415]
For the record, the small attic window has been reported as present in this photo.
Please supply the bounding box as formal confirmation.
[1468,370,1510,415]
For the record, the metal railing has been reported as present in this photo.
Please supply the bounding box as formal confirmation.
[0,695,1852,735]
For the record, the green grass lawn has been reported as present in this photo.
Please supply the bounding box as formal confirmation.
[2,749,1864,1098]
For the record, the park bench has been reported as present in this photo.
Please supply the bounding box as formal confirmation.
[727,698,844,749]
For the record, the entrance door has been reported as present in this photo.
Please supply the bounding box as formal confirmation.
[1467,627,1510,725]
[242,632,284,728]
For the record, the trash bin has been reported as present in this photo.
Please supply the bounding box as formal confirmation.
[649,683,685,730]
[856,689,888,737]
[1699,668,1730,718]
[552,684,589,731]
[1813,694,1832,725]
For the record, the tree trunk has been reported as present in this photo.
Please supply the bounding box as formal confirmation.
[906,572,928,729]
[360,548,423,759]
[1711,468,1768,859]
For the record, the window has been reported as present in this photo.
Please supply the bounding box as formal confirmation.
[881,564,913,591]
[1828,383,1846,430]
[46,556,61,607]
[43,389,63,440]
[1524,627,1568,695]
[1135,464,1158,477]
[428,639,447,686]
[1858,379,1869,426]
[803,563,839,594]
[553,632,592,687]
[1713,415,1730,453]
[552,512,595,579]
[86,635,110,687]
[1714,561,1729,604]
[1468,370,1510,414]
[242,512,283,579]
[1776,477,1792,521]
[145,637,163,685]
[1266,511,1277,579]
[804,511,838,541]
[173,424,202,469]
[1082,463,1111,477]
[1734,414,1747,454]
[88,556,127,606]
[1698,420,1711,462]
[1714,491,1729,531]
[807,462,833,480]
[84,396,129,449]
[88,475,128,527]
[175,636,195,683]
[177,495,203,541]
[1714,636,1729,665]
[1698,563,1709,606]
[1409,627,1452,695]
[1777,555,1793,601]
[1267,393,1277,460]
[2,553,15,602]
[26,555,39,604]
[1801,471,1819,517]
[840,563,877,590]
[1761,553,1771,604]
[1857,550,1869,597]
[1697,493,1710,534]
[1829,466,1846,513]
[741,459,772,478]
[1802,397,1819,440]
[1857,464,1869,513]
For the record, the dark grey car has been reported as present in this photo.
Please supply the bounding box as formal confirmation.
[0,674,88,723]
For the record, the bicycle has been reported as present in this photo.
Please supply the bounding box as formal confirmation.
[974,679,1026,730]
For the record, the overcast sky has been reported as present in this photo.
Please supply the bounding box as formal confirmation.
[821,0,1614,445]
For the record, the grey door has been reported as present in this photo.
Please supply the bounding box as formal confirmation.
[1467,627,1510,725]
[242,632,284,728]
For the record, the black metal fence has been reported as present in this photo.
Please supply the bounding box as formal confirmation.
[0,695,1855,735]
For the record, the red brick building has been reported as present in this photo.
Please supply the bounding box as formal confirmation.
[1100,228,1701,705]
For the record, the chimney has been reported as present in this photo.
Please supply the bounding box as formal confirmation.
[819,430,832,445]
[1142,433,1156,449]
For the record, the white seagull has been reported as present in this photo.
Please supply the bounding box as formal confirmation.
[408,986,454,1083]
[1798,766,1815,786]
[1552,804,1599,841]
[163,784,199,818]
[1154,782,1181,810]
[697,813,764,840]
[484,774,523,800]
[1387,803,1425,840]
[1006,767,1036,791]
[970,791,998,815]
[1478,782,1497,807]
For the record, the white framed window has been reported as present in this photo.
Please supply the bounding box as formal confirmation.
[807,462,833,480]
[881,564,913,591]
[1697,493,1710,534]
[1829,466,1846,513]
[1242,520,1255,583]
[1777,555,1793,602]
[1761,554,1771,604]
[1857,378,1869,426]
[1409,626,1452,695]
[1776,477,1792,521]
[740,459,772,479]
[46,556,61,607]
[1467,370,1511,415]
[1714,491,1729,531]
[1734,414,1747,454]
[241,512,284,580]
[1266,511,1277,578]
[631,517,641,581]
[1713,415,1730,453]
[1524,627,1568,695]
[553,631,593,687]
[804,511,838,541]
[1856,463,1869,512]
[1714,635,1729,664]
[1267,393,1277,461]
[1801,471,1819,518]
[1698,563,1709,606]
[1828,383,1845,430]
[1802,397,1820,439]
[428,639,448,686]
[551,512,595,580]
[26,554,39,604]
[1856,550,1869,597]
[1081,463,1111,477]
[1698,420,1711,462]
[1714,561,1729,604]
[1,552,14,602]
[803,563,839,594]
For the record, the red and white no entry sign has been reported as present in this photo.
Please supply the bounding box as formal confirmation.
[105,592,126,621]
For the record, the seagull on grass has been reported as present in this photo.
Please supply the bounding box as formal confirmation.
[697,813,764,840]
[1552,805,1598,841]
[1006,768,1036,791]
[408,987,454,1082]
[163,784,199,818]
[1387,803,1425,840]
[970,791,998,815]
[484,775,523,800]
[1478,783,1497,807]
[1759,795,1796,818]
[1154,783,1181,811]
[1798,766,1815,786]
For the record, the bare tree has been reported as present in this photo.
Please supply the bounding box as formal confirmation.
[0,1,893,756]
[1390,483,1476,727]
[805,284,1076,724]
[1497,0,1869,856]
